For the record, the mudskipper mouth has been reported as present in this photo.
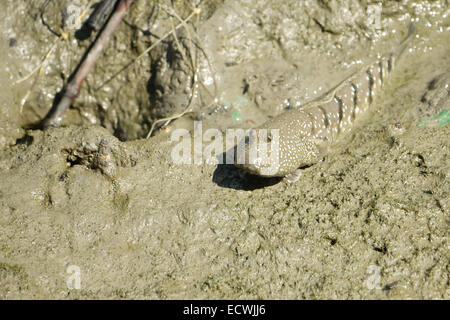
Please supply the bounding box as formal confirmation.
[233,134,260,175]
[232,129,282,177]
[234,150,281,177]
[235,162,258,175]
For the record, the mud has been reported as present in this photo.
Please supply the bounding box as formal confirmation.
[0,0,449,299]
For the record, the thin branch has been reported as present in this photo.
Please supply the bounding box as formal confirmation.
[41,0,134,128]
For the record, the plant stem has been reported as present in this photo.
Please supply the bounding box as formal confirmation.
[41,0,134,128]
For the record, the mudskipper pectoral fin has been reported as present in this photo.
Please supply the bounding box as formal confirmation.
[284,169,303,183]
[312,138,330,161]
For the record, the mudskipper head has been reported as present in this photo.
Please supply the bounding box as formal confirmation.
[234,128,281,177]
[234,115,321,177]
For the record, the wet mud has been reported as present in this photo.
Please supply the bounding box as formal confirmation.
[0,0,448,299]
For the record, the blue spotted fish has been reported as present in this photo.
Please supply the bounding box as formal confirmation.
[236,24,415,182]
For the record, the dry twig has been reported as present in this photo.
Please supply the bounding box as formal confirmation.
[41,0,134,128]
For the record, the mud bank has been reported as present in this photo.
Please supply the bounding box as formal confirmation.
[0,0,449,299]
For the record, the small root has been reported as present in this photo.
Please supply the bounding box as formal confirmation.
[146,3,218,138]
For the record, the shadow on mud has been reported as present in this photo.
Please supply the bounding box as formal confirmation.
[212,164,282,191]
